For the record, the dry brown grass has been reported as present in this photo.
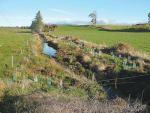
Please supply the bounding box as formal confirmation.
[18,95,147,113]
[82,41,93,49]
[57,36,65,39]
[75,46,81,51]
[30,34,43,56]
[117,47,150,61]
[0,80,7,90]
[52,39,58,44]
[83,55,91,63]
[70,35,74,40]
[75,37,80,42]
[118,42,131,50]
[97,43,107,49]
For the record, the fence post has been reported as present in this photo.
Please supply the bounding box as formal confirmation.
[22,75,25,93]
[115,79,117,89]
[12,56,13,68]
[60,79,63,89]
[20,47,22,54]
[92,74,95,81]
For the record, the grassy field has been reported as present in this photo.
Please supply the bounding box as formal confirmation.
[52,25,150,54]
[0,28,33,78]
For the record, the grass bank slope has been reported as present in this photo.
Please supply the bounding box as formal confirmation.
[52,25,150,54]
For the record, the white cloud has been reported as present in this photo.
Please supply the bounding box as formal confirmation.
[49,18,140,25]
[50,8,77,16]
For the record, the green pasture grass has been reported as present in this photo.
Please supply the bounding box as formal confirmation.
[0,28,32,78]
[52,25,150,54]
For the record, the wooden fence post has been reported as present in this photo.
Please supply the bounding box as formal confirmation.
[12,56,13,68]
[20,47,22,54]
[115,79,117,89]
[22,75,25,93]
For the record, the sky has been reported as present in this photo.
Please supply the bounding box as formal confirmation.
[0,0,150,26]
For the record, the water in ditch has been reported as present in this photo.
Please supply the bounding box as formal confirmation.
[42,41,57,57]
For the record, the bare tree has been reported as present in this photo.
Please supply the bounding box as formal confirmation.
[148,12,150,23]
[89,11,97,26]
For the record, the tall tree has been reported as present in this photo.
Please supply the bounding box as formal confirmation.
[148,12,150,23]
[89,11,97,26]
[30,11,43,33]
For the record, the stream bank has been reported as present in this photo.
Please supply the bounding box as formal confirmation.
[39,34,122,100]
[40,33,150,105]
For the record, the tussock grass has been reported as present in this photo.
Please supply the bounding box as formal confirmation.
[83,55,91,63]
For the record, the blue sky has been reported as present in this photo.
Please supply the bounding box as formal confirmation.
[0,0,150,26]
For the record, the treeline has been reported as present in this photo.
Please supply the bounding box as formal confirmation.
[42,24,59,32]
[20,24,59,32]
[20,26,30,29]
